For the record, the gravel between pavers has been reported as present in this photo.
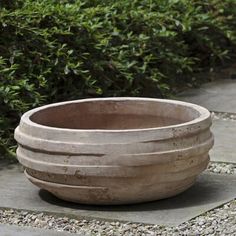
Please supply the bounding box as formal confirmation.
[212,111,236,121]
[207,162,236,175]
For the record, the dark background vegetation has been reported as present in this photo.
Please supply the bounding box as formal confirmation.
[1,0,236,159]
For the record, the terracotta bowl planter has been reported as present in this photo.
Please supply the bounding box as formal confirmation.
[14,98,213,205]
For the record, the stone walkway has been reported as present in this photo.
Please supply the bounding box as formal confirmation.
[0,79,236,234]
[178,78,236,164]
[178,79,236,113]
[210,118,236,163]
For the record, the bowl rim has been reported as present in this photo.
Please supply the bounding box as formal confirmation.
[19,97,211,133]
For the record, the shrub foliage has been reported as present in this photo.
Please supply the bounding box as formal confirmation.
[1,0,236,158]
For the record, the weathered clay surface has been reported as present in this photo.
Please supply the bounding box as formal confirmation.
[14,98,214,205]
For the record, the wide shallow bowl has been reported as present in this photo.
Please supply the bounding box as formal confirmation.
[14,97,214,205]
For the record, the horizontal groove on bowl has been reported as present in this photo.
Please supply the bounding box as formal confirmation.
[21,153,209,181]
[16,136,213,166]
[25,170,196,205]
[18,148,209,175]
[25,160,206,186]
[15,127,213,155]
[25,169,197,189]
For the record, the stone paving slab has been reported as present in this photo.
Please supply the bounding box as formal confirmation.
[178,79,236,113]
[0,164,236,226]
[0,224,78,236]
[210,119,236,163]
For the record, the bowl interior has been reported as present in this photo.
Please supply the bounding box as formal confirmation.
[29,100,200,130]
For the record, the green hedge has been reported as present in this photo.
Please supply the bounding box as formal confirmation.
[1,0,236,158]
